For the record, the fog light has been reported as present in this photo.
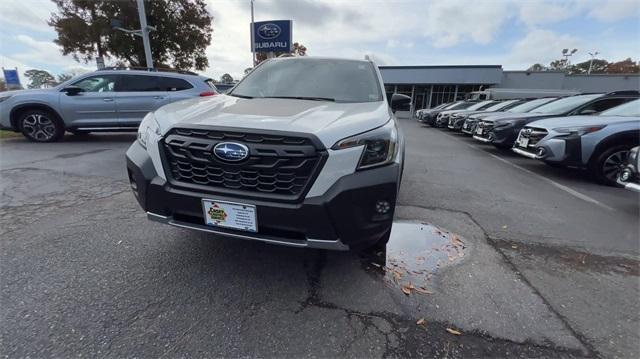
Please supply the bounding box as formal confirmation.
[375,200,391,214]
[620,169,631,182]
[537,148,546,157]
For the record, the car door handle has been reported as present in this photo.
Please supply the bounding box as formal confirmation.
[153,96,165,100]
[103,98,114,102]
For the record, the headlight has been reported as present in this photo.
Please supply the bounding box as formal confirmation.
[0,95,12,103]
[137,112,161,149]
[332,120,398,170]
[553,125,605,136]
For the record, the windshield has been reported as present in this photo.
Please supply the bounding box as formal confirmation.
[506,98,557,113]
[444,101,467,109]
[230,58,382,103]
[530,94,602,114]
[485,100,519,112]
[448,101,478,110]
[599,99,640,116]
[467,100,496,111]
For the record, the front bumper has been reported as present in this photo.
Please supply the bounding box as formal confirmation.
[126,141,400,250]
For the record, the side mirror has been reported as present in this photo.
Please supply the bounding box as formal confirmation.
[63,86,84,96]
[391,93,411,113]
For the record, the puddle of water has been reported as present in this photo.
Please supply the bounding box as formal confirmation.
[362,221,467,295]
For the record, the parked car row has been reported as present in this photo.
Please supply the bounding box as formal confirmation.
[417,91,640,189]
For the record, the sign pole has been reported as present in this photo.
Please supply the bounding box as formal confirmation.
[250,0,256,66]
[136,0,154,69]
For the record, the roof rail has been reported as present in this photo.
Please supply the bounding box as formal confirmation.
[96,66,198,76]
[605,90,640,96]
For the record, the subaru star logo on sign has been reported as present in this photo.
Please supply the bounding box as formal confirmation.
[252,20,292,53]
[213,142,249,162]
[257,23,281,39]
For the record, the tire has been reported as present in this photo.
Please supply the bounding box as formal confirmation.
[544,162,564,169]
[19,109,65,142]
[588,144,634,186]
[356,227,392,253]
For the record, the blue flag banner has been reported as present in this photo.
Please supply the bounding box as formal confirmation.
[3,68,21,86]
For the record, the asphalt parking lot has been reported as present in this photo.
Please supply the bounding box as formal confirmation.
[1,119,638,358]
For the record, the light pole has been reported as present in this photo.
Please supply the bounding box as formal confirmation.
[111,0,156,69]
[136,0,154,69]
[588,51,600,74]
[561,48,578,70]
[250,0,256,66]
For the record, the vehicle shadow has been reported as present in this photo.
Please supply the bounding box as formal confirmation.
[61,132,137,143]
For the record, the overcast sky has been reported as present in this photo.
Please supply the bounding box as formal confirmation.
[1,0,639,81]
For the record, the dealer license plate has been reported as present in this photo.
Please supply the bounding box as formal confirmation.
[517,136,529,148]
[476,127,483,135]
[202,199,257,232]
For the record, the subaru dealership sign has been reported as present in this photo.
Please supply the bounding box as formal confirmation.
[252,20,292,53]
[2,68,21,89]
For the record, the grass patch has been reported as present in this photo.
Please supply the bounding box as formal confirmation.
[0,130,21,139]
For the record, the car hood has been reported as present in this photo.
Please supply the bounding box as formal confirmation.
[527,115,640,129]
[154,95,392,148]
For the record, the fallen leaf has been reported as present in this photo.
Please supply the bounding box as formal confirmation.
[415,287,433,295]
[401,285,412,295]
[371,262,381,268]
[393,272,402,281]
[446,328,462,335]
[416,256,425,260]
[416,318,426,325]
[501,225,508,229]
[511,245,518,249]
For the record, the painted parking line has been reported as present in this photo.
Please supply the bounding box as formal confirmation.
[439,131,615,212]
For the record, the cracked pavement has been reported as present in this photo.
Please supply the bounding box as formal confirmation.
[1,121,638,358]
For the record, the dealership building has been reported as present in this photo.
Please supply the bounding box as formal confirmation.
[378,65,640,112]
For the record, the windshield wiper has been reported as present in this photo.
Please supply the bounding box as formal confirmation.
[262,96,335,102]
[229,93,253,99]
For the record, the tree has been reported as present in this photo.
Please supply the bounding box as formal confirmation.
[255,42,308,64]
[220,73,234,83]
[607,58,640,73]
[24,69,56,89]
[527,63,547,71]
[0,78,6,92]
[567,59,608,74]
[49,0,213,70]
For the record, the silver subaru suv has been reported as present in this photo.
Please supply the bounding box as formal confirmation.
[0,68,217,142]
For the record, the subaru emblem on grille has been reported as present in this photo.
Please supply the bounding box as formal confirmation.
[213,142,249,162]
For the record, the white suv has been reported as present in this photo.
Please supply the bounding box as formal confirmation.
[126,57,408,250]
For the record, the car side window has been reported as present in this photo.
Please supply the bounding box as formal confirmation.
[578,98,629,114]
[72,75,117,92]
[117,75,162,92]
[158,77,193,91]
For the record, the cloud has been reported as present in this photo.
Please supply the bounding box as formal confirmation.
[508,29,582,68]
[0,0,56,33]
[518,0,576,27]
[13,34,78,67]
[587,0,640,22]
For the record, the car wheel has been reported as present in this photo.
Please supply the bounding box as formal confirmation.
[589,144,633,186]
[19,109,64,142]
[357,227,392,253]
